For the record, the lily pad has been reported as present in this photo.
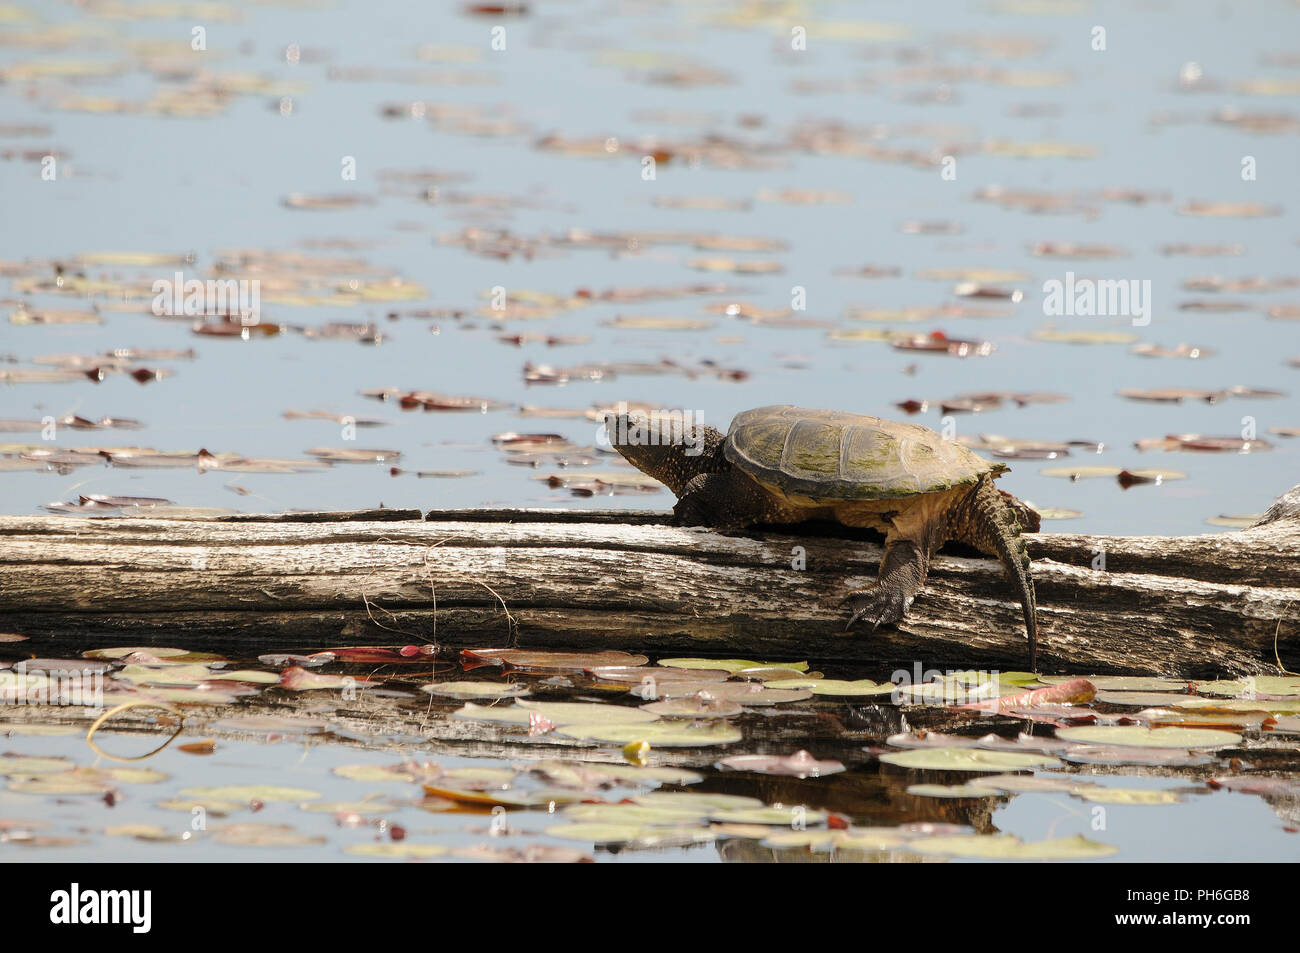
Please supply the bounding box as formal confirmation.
[657,658,808,674]
[906,783,1002,798]
[711,806,830,825]
[969,774,1092,794]
[716,751,846,778]
[213,824,326,847]
[1096,691,1202,707]
[344,842,449,858]
[421,681,531,699]
[1072,787,1184,805]
[0,755,76,776]
[639,697,744,719]
[1039,676,1190,692]
[878,747,1061,772]
[558,720,743,747]
[299,800,397,814]
[761,829,908,851]
[1054,726,1241,749]
[179,785,322,803]
[766,678,897,696]
[1062,745,1214,767]
[544,822,714,847]
[910,833,1118,860]
[455,700,659,726]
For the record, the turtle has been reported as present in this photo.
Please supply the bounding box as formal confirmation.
[606,405,1041,668]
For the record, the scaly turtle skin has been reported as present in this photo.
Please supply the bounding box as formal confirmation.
[607,405,1041,669]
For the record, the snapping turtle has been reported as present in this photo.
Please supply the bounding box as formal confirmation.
[606,405,1040,668]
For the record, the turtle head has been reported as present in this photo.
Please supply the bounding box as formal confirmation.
[604,409,726,497]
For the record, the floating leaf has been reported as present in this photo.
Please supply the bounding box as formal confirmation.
[1055,726,1240,748]
[910,833,1118,860]
[179,785,322,803]
[716,751,846,778]
[878,747,1061,772]
[344,842,449,858]
[421,681,531,699]
[1061,746,1214,767]
[968,774,1090,794]
[543,822,714,847]
[1041,675,1189,692]
[657,658,808,674]
[639,697,744,719]
[213,824,326,848]
[558,720,743,747]
[454,701,659,727]
[461,648,648,672]
[765,678,896,696]
[1072,787,1184,805]
[906,783,1001,798]
[761,829,908,851]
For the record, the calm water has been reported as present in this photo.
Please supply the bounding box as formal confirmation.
[1,0,1298,863]
[1,0,1297,532]
[2,645,1297,863]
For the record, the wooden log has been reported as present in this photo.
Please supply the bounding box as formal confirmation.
[0,487,1297,677]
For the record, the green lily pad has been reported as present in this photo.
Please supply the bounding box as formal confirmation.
[879,747,1061,772]
[1195,677,1300,698]
[1096,692,1202,707]
[156,799,245,817]
[344,842,448,858]
[108,767,168,784]
[969,774,1091,794]
[910,833,1118,860]
[1072,787,1184,805]
[639,697,744,718]
[657,658,808,674]
[104,824,191,843]
[765,678,898,696]
[179,785,322,802]
[761,829,907,851]
[557,719,742,747]
[299,800,397,814]
[0,755,76,776]
[84,647,225,663]
[8,773,112,795]
[0,724,80,736]
[632,791,765,812]
[734,667,818,681]
[205,670,281,684]
[1040,675,1189,692]
[440,766,517,788]
[527,760,703,788]
[544,822,714,847]
[141,687,253,705]
[906,783,1003,798]
[1054,726,1241,749]
[421,681,531,699]
[455,700,659,726]
[332,764,421,783]
[213,823,326,847]
[562,803,709,825]
[1175,697,1300,714]
[710,806,829,825]
[114,663,215,686]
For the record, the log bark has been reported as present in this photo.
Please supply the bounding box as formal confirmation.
[0,490,1297,677]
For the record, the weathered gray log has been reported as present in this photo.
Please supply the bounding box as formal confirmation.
[0,489,1297,677]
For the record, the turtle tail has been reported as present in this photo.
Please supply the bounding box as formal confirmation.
[960,475,1039,671]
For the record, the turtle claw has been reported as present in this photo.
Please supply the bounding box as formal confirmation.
[842,586,910,631]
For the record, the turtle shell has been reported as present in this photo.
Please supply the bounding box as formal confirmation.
[724,405,1004,502]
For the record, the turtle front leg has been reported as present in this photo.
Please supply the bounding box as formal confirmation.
[842,536,930,630]
[674,471,784,532]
